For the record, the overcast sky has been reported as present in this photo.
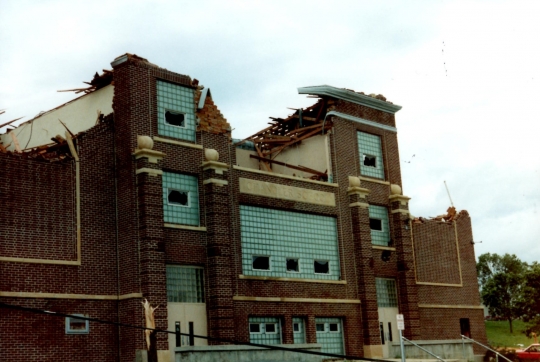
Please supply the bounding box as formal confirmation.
[1,0,539,263]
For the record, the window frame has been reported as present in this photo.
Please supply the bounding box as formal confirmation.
[362,153,378,168]
[369,217,384,232]
[65,314,90,334]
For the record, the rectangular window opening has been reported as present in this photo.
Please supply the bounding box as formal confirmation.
[316,323,325,332]
[460,318,471,338]
[380,321,385,344]
[286,258,299,272]
[65,314,89,334]
[388,322,393,342]
[369,218,383,231]
[329,323,340,333]
[293,322,301,333]
[250,323,261,333]
[165,110,185,127]
[252,256,270,271]
[265,323,277,334]
[314,260,330,274]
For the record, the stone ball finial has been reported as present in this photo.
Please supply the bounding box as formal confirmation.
[390,184,402,195]
[349,176,361,188]
[137,135,154,150]
[204,148,219,162]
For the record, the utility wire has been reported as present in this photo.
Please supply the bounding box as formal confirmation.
[0,301,387,362]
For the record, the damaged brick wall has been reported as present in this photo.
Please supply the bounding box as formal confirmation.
[413,212,488,353]
[194,87,231,135]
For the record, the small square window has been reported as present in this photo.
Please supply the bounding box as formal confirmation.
[369,218,383,231]
[252,256,270,271]
[314,260,329,274]
[168,189,189,207]
[363,154,377,167]
[249,323,261,333]
[293,322,301,333]
[329,323,340,333]
[165,110,185,127]
[65,314,89,334]
[316,323,325,332]
[265,323,277,334]
[286,258,299,272]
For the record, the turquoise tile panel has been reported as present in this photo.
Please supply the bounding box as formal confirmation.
[240,205,340,280]
[157,80,196,141]
[357,131,384,179]
[293,317,306,344]
[369,205,390,246]
[166,266,204,303]
[376,278,398,307]
[249,317,281,345]
[163,172,200,226]
[315,317,344,355]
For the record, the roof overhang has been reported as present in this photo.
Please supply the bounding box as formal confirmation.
[298,85,402,114]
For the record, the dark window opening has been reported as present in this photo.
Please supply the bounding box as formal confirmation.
[265,323,277,333]
[293,323,301,332]
[329,323,339,332]
[250,323,261,333]
[370,218,383,231]
[286,258,299,272]
[380,322,385,344]
[252,256,270,270]
[363,154,377,167]
[175,322,181,347]
[388,322,393,341]
[165,111,185,127]
[381,250,392,262]
[189,322,194,346]
[168,190,189,206]
[316,323,325,332]
[460,318,471,338]
[314,260,329,274]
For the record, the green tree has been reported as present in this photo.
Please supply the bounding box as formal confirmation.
[477,253,527,333]
[520,262,540,337]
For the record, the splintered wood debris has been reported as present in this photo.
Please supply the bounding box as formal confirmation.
[236,97,335,180]
[58,69,114,94]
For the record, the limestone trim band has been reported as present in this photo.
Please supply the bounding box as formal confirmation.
[233,296,361,304]
[234,166,338,187]
[164,224,207,232]
[239,275,347,284]
[153,136,203,149]
[136,168,163,177]
[418,304,484,310]
[358,176,390,185]
[0,291,143,300]
[372,245,396,251]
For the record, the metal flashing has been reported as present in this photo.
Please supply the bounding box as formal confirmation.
[197,87,211,110]
[326,111,397,133]
[110,54,129,67]
[298,85,402,114]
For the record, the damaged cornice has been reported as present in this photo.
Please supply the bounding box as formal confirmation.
[298,85,402,114]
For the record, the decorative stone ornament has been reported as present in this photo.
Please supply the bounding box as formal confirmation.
[204,148,219,162]
[390,184,402,195]
[348,176,361,188]
[133,135,164,164]
[137,135,154,150]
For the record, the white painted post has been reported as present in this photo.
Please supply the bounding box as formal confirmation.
[397,314,406,362]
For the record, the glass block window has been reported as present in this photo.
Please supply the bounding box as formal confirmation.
[167,266,205,303]
[369,205,390,246]
[357,131,384,179]
[315,317,344,355]
[293,317,305,344]
[157,80,196,142]
[249,317,281,345]
[240,205,340,280]
[163,172,200,226]
[375,278,398,308]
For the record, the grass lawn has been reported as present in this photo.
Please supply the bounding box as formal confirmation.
[486,320,536,348]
